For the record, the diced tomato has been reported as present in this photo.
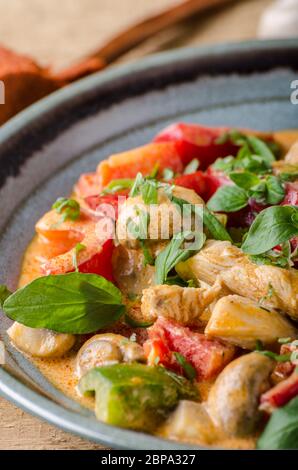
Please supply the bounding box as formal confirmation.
[144,317,236,381]
[205,166,231,199]
[260,372,298,413]
[85,193,126,219]
[75,172,102,198]
[78,238,114,281]
[174,171,210,201]
[154,123,239,170]
[97,143,184,188]
[281,181,298,206]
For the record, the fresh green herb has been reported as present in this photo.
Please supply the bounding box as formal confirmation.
[129,172,144,197]
[202,206,232,241]
[154,356,160,365]
[141,179,159,205]
[265,176,285,204]
[139,240,154,266]
[280,171,298,182]
[102,178,134,194]
[257,350,291,362]
[229,171,260,190]
[241,206,298,255]
[257,396,298,449]
[173,352,196,381]
[172,196,232,242]
[163,168,174,181]
[258,282,275,306]
[124,314,153,329]
[52,197,80,222]
[212,133,276,176]
[183,159,199,175]
[149,163,159,179]
[2,273,125,334]
[0,285,12,308]
[250,240,297,269]
[72,243,86,272]
[207,185,249,212]
[278,337,292,344]
[155,231,205,285]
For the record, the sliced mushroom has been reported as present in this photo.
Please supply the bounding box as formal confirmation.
[7,322,75,358]
[159,400,220,445]
[207,352,275,438]
[205,295,297,350]
[76,333,145,378]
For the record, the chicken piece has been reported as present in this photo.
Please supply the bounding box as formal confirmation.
[112,245,155,296]
[207,352,275,437]
[7,322,75,358]
[205,295,297,350]
[141,281,225,325]
[116,185,204,249]
[285,140,298,165]
[176,240,298,319]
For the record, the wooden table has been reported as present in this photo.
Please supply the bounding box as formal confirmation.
[0,0,272,450]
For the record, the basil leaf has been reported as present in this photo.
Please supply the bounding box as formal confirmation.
[280,171,298,182]
[247,135,276,164]
[2,273,125,334]
[0,285,12,308]
[124,314,153,328]
[172,196,231,242]
[207,185,248,212]
[129,172,143,197]
[257,396,298,449]
[141,179,158,205]
[266,176,285,205]
[202,207,232,241]
[229,171,260,190]
[52,197,80,222]
[102,178,134,194]
[155,231,205,285]
[183,159,199,175]
[163,168,174,181]
[174,352,196,381]
[212,156,235,173]
[139,240,154,266]
[242,206,298,255]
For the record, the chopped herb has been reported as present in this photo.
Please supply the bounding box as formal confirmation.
[149,163,159,179]
[154,356,160,366]
[163,168,174,181]
[139,240,154,266]
[52,197,80,222]
[72,243,86,272]
[278,337,292,344]
[257,350,291,362]
[174,352,196,380]
[155,231,205,285]
[183,159,199,175]
[102,178,134,194]
[124,314,153,328]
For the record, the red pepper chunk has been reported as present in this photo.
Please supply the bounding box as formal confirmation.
[78,238,114,282]
[144,317,236,381]
[96,142,184,188]
[260,372,298,413]
[154,123,238,170]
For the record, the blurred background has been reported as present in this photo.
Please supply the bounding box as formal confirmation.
[0,0,298,451]
[0,0,297,70]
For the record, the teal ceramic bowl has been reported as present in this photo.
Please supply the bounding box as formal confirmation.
[0,39,298,449]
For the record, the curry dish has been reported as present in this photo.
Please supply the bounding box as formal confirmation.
[2,123,298,449]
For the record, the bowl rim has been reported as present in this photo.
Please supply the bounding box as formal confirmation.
[0,38,298,450]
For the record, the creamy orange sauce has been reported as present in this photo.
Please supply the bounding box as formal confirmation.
[16,129,298,448]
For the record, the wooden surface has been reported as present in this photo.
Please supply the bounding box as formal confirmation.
[0,0,272,451]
